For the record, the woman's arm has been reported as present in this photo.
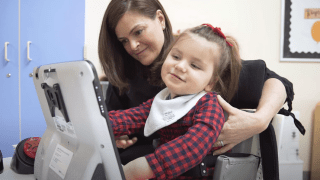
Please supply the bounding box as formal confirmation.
[255,78,286,129]
[212,78,286,155]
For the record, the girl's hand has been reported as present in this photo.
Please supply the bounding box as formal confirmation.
[212,95,263,155]
[123,157,155,180]
[116,135,138,149]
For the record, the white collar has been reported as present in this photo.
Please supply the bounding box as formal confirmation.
[144,88,206,137]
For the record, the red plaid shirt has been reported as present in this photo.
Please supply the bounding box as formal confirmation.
[109,92,224,179]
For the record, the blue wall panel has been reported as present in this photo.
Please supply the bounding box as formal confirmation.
[0,0,85,157]
[0,0,20,158]
[20,0,85,140]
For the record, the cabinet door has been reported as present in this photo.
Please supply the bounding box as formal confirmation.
[20,0,85,139]
[0,0,20,158]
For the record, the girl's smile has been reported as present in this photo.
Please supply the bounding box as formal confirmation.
[170,73,185,82]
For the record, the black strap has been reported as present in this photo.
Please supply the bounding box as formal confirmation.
[278,108,305,135]
[260,124,279,180]
[276,96,305,135]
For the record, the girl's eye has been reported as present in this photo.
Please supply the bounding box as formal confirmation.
[171,54,180,60]
[191,64,200,69]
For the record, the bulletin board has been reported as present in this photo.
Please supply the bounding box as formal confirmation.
[280,0,320,62]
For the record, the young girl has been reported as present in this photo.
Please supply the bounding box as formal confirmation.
[109,24,242,180]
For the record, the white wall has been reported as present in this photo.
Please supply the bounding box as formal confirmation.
[85,0,320,172]
[85,0,110,76]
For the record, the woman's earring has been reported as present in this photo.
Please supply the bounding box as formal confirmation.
[162,26,165,30]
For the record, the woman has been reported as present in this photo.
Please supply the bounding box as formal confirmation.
[98,0,292,165]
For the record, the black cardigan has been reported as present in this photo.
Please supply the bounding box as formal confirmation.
[105,59,297,144]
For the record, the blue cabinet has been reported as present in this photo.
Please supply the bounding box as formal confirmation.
[0,0,20,159]
[0,0,85,157]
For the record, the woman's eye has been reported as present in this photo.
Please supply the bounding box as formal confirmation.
[120,39,128,44]
[135,29,143,36]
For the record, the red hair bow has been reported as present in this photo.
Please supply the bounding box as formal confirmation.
[202,23,233,47]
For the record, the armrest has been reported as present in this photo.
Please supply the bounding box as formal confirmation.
[213,154,260,180]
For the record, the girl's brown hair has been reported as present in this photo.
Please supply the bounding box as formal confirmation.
[98,0,174,93]
[151,25,242,102]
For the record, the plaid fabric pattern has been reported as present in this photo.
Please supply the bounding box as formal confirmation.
[109,99,152,137]
[109,92,224,180]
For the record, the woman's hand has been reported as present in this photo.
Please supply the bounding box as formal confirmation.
[212,95,264,155]
[173,29,181,38]
[115,135,138,149]
[212,78,286,155]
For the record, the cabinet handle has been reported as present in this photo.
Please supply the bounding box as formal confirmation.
[27,41,32,61]
[5,42,9,62]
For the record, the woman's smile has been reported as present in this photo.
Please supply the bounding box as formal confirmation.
[136,47,148,56]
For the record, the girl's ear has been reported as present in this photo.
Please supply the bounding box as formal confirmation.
[204,81,214,92]
[204,77,218,92]
[156,10,165,30]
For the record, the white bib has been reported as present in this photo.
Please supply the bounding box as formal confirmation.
[144,88,206,137]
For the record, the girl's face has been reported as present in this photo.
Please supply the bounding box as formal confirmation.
[115,10,165,66]
[161,34,219,98]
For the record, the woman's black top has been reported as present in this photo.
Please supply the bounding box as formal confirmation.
[106,59,293,114]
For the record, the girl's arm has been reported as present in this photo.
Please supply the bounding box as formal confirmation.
[213,78,286,154]
[123,157,155,180]
[108,98,153,137]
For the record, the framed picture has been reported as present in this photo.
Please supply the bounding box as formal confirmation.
[280,0,320,62]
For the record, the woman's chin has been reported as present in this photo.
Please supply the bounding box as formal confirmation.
[136,55,157,66]
[140,61,153,66]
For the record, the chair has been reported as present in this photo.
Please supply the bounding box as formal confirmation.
[211,111,282,180]
[212,112,305,180]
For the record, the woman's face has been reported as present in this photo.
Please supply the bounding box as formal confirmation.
[115,10,165,66]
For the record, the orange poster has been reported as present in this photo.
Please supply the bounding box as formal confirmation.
[305,8,320,19]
